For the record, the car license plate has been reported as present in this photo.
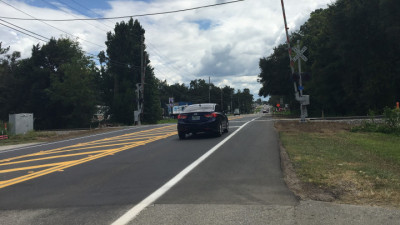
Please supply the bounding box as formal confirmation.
[191,116,200,120]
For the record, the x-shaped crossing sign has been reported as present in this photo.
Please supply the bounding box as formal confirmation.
[292,46,308,62]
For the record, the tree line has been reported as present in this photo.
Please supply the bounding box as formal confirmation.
[258,0,400,116]
[158,79,254,115]
[0,19,254,129]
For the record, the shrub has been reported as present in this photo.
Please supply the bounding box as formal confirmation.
[383,107,400,131]
[351,107,400,135]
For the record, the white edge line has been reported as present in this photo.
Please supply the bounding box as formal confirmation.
[111,117,258,225]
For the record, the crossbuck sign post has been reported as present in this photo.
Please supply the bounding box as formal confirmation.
[292,40,309,122]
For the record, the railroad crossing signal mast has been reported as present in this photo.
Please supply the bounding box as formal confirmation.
[280,0,310,122]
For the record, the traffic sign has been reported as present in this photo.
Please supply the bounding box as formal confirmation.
[292,46,308,62]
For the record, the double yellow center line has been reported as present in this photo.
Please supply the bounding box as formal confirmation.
[0,125,177,189]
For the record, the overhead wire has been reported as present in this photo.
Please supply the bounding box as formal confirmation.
[67,0,116,29]
[0,0,104,48]
[0,19,49,42]
[0,0,247,78]
[0,18,139,70]
[0,21,47,42]
[0,0,245,21]
[39,0,109,33]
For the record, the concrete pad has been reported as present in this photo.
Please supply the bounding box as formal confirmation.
[131,204,295,225]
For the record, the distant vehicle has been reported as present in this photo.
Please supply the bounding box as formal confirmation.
[172,105,188,115]
[177,103,229,139]
[263,108,269,113]
[234,108,240,116]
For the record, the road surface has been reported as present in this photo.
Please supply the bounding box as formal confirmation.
[0,114,399,225]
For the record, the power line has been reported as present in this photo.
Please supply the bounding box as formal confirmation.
[0,18,140,70]
[67,0,116,29]
[0,0,245,21]
[0,0,104,48]
[0,21,47,42]
[0,19,50,41]
[39,0,109,33]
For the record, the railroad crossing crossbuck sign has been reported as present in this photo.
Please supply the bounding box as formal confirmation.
[292,46,308,62]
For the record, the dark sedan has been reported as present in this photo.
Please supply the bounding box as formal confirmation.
[177,103,229,139]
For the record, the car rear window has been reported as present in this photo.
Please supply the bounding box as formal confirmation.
[183,104,215,113]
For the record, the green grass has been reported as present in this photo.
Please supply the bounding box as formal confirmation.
[157,118,177,124]
[280,130,400,206]
[0,130,58,146]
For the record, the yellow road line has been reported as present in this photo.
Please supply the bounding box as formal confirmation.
[0,126,177,189]
[0,125,177,163]
[0,161,71,173]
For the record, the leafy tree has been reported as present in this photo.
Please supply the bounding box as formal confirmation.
[13,38,98,129]
[221,85,234,112]
[189,79,210,103]
[45,59,98,128]
[0,43,21,120]
[259,0,400,116]
[258,43,298,113]
[142,66,162,123]
[101,18,161,124]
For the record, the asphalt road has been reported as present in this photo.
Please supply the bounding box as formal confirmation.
[0,114,399,225]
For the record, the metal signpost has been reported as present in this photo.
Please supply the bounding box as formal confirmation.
[292,40,309,122]
[280,0,310,122]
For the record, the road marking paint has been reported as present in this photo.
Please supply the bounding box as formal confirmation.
[0,125,178,189]
[0,162,72,173]
[111,117,259,225]
[0,126,176,163]
[0,125,175,154]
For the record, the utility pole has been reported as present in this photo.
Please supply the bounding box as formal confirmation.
[231,92,233,114]
[136,34,146,126]
[141,35,146,114]
[208,76,211,103]
[221,88,223,110]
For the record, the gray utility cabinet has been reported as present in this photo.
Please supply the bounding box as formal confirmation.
[9,113,34,135]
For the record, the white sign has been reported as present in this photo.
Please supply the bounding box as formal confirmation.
[292,46,308,62]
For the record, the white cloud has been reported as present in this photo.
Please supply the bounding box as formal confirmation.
[0,0,332,100]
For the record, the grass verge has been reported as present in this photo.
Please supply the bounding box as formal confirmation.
[0,127,124,146]
[276,121,400,208]
[157,118,177,124]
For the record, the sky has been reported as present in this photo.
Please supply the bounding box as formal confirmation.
[0,0,333,101]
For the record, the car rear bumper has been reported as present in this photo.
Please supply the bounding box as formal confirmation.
[177,120,219,134]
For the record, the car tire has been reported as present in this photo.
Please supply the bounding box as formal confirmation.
[178,131,186,140]
[223,121,229,133]
[215,121,223,137]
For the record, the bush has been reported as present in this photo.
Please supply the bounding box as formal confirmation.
[383,107,400,131]
[351,107,400,135]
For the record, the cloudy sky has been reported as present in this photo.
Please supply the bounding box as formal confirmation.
[0,0,333,100]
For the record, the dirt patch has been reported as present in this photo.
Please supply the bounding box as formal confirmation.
[275,120,354,133]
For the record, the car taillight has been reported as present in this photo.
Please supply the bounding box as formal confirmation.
[204,113,217,118]
[178,114,187,119]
